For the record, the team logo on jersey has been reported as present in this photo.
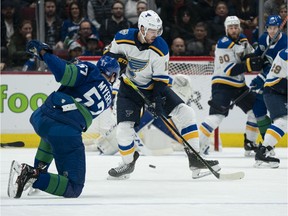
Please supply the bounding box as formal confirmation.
[125,110,134,117]
[127,57,149,77]
[119,29,129,35]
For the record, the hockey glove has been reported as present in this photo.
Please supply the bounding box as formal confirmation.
[26,40,52,60]
[246,56,264,72]
[250,73,266,90]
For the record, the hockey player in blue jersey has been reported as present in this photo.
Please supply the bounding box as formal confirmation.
[7,40,120,198]
[254,48,287,168]
[104,10,220,180]
[250,15,287,140]
[198,16,263,156]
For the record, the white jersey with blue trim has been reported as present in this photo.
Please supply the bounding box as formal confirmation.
[107,28,170,90]
[265,48,288,88]
[213,34,254,88]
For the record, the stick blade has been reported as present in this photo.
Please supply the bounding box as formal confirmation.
[219,171,245,180]
[1,141,25,148]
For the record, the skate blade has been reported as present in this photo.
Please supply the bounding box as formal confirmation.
[7,160,21,198]
[254,160,279,169]
[107,174,130,180]
[244,151,255,157]
[27,188,40,196]
[192,165,221,179]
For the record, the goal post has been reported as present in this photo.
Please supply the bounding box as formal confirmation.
[78,56,221,152]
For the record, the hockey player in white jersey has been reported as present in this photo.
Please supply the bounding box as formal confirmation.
[199,16,263,156]
[254,48,288,168]
[104,10,221,179]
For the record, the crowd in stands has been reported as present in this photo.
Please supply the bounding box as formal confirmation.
[1,0,287,71]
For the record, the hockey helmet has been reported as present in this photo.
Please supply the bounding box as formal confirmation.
[138,10,163,37]
[97,55,120,79]
[265,15,282,28]
[224,16,240,35]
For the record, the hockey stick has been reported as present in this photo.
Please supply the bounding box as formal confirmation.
[261,15,288,59]
[122,74,244,180]
[208,88,251,114]
[1,141,25,148]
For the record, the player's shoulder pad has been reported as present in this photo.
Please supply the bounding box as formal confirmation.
[217,36,234,49]
[149,36,169,56]
[279,48,288,61]
[114,28,137,45]
[238,33,249,42]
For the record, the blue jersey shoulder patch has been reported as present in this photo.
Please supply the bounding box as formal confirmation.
[279,48,288,61]
[149,37,169,56]
[115,28,137,45]
[217,36,234,49]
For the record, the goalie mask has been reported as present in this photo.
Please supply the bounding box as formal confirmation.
[97,55,120,82]
[138,10,163,38]
[224,16,240,35]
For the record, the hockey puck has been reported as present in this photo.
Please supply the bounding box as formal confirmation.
[149,164,156,169]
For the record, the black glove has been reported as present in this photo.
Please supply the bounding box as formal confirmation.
[26,40,52,60]
[246,56,264,72]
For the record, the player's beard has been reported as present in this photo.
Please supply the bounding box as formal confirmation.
[228,32,240,41]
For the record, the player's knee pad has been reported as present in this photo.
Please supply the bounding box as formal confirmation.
[273,116,287,132]
[170,103,197,125]
[247,110,257,123]
[204,114,225,129]
[116,121,135,145]
[63,183,84,198]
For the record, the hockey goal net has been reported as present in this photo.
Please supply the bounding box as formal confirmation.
[79,56,221,152]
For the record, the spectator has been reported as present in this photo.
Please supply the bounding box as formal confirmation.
[67,40,83,61]
[86,0,114,30]
[75,20,103,51]
[132,1,148,28]
[172,7,198,41]
[7,19,35,70]
[1,1,20,68]
[196,0,216,22]
[186,22,215,56]
[264,0,286,17]
[279,3,287,33]
[207,1,229,41]
[61,2,86,41]
[82,34,103,56]
[44,0,64,50]
[99,1,132,46]
[230,0,258,43]
[209,43,216,57]
[170,37,188,56]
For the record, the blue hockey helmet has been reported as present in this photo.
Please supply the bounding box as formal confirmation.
[265,15,282,28]
[97,55,120,79]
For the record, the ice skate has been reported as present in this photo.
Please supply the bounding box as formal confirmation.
[108,151,140,180]
[244,134,258,157]
[184,147,221,179]
[254,145,280,168]
[7,161,39,198]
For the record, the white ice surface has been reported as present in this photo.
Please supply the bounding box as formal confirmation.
[1,148,287,216]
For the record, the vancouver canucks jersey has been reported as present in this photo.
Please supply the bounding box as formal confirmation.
[213,33,254,88]
[40,53,113,131]
[254,32,287,66]
[264,48,288,92]
[107,28,170,90]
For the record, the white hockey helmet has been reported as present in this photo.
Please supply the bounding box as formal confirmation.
[224,16,240,35]
[138,10,163,37]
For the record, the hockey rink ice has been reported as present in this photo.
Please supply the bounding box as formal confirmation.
[1,148,287,216]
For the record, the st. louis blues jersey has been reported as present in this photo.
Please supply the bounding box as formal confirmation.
[213,33,254,88]
[264,48,288,93]
[38,53,113,131]
[106,28,170,90]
